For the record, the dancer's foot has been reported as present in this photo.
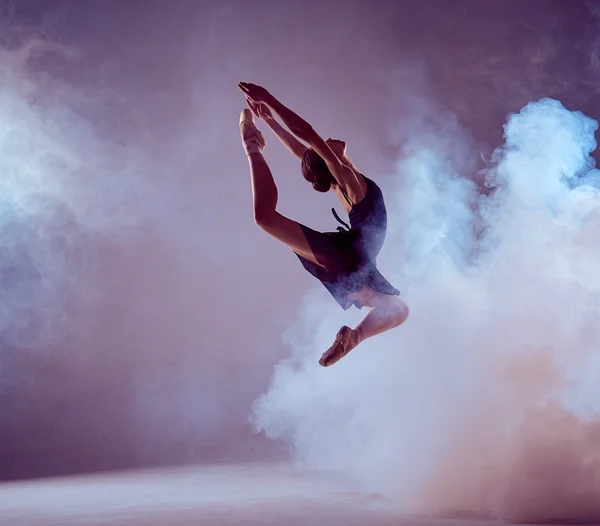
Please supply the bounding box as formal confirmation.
[239,109,266,155]
[319,326,362,367]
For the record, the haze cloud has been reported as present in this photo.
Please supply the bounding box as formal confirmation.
[252,97,600,522]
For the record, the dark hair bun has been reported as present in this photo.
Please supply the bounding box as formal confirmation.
[312,179,331,192]
[302,148,334,192]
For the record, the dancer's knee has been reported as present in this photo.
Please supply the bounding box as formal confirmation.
[381,296,409,325]
[393,299,409,325]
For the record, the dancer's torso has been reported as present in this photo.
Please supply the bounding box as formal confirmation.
[338,176,388,259]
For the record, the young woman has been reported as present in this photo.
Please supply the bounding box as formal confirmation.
[238,82,409,367]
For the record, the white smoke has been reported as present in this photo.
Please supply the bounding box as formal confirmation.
[0,36,291,476]
[0,43,161,371]
[251,97,600,522]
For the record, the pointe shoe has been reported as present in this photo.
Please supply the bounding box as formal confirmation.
[239,109,266,155]
[319,326,361,367]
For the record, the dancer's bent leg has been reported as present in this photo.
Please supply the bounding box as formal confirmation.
[319,290,408,367]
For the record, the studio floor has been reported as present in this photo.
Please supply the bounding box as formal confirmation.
[0,461,590,526]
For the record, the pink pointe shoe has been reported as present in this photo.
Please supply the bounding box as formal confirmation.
[239,109,266,155]
[319,326,362,367]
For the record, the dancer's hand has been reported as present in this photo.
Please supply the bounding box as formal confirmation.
[238,82,273,104]
[247,99,274,121]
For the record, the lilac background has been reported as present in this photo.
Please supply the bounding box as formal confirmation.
[1,0,599,482]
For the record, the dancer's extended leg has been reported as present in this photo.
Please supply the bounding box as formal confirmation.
[240,109,326,267]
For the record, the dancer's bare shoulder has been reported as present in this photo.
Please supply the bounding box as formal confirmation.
[341,170,367,206]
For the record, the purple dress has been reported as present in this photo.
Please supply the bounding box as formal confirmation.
[295,176,400,310]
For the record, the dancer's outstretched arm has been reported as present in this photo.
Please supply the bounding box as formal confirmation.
[247,100,307,159]
[238,82,363,198]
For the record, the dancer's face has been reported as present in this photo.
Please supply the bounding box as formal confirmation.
[326,138,347,158]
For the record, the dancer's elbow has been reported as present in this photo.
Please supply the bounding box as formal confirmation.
[253,208,277,229]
